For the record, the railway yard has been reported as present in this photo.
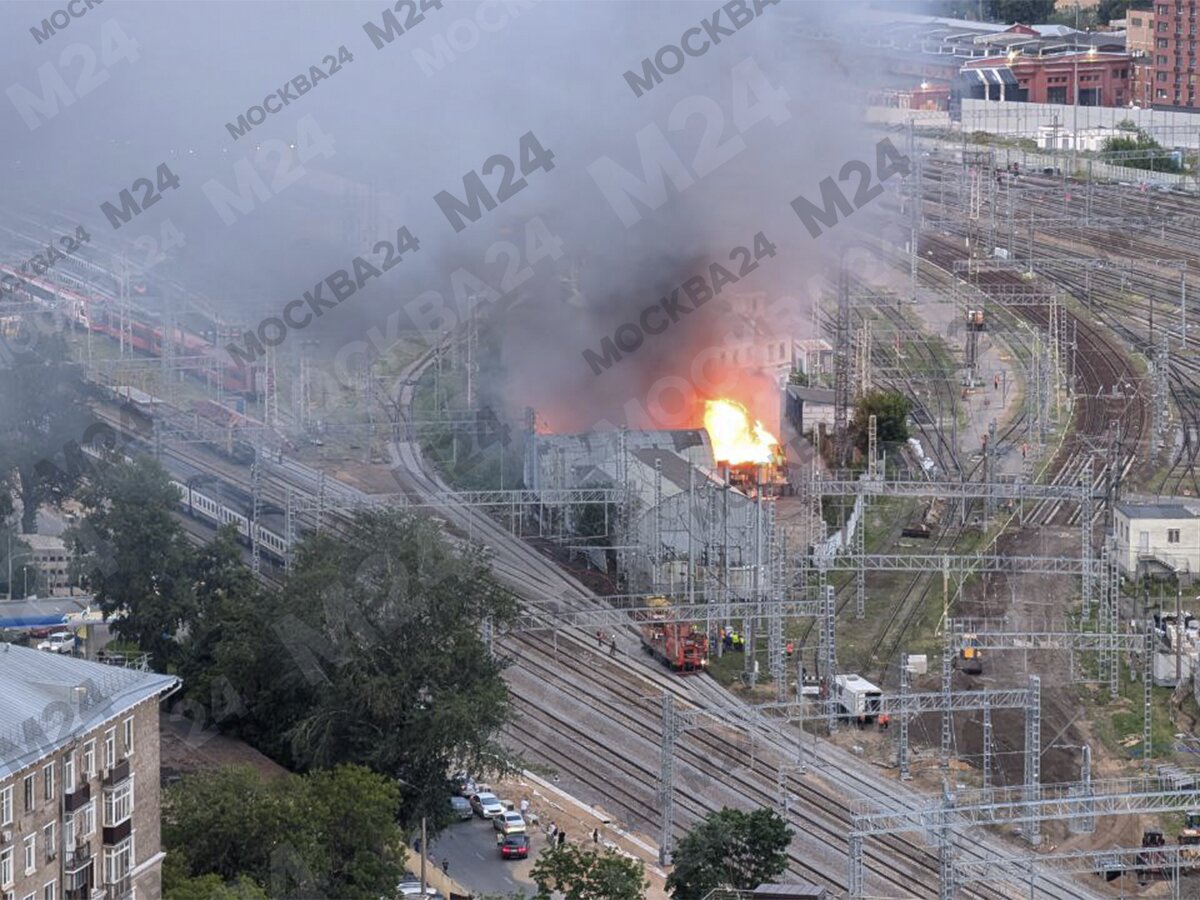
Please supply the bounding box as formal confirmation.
[11,136,1200,899]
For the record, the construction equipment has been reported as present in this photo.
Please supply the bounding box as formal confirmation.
[1136,829,1168,882]
[637,597,709,674]
[958,633,983,675]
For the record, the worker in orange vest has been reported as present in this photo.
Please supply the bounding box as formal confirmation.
[879,714,891,731]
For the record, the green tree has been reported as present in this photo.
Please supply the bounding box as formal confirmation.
[207,509,520,831]
[531,844,648,900]
[163,764,405,900]
[0,334,92,532]
[850,389,912,454]
[984,0,1056,23]
[1102,126,1184,173]
[68,455,196,666]
[666,807,793,899]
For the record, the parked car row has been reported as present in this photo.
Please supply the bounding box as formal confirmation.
[451,773,531,862]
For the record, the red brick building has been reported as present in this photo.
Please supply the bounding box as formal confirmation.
[1132,1,1200,109]
[962,51,1132,106]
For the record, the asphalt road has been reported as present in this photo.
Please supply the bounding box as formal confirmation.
[429,816,542,898]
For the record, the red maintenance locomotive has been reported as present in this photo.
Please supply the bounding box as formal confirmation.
[638,596,709,674]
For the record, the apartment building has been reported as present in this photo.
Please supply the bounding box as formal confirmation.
[0,645,178,900]
[1137,1,1200,109]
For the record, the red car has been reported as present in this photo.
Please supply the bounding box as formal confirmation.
[499,834,528,860]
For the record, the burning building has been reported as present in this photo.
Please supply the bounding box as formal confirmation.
[523,400,787,595]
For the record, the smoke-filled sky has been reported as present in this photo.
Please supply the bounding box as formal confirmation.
[0,0,909,431]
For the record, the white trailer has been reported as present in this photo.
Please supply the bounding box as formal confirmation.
[834,674,883,720]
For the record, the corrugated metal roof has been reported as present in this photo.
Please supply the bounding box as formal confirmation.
[0,644,178,779]
[1116,502,1197,520]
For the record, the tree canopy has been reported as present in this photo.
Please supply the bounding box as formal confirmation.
[666,807,793,899]
[531,844,649,900]
[189,508,520,830]
[68,454,196,666]
[1103,125,1185,174]
[850,389,912,454]
[0,334,92,532]
[162,764,406,900]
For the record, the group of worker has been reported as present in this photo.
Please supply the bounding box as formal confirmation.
[716,628,796,657]
[719,627,745,652]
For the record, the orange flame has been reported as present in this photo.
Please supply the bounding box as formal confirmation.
[703,398,779,465]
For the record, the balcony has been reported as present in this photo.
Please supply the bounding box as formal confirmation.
[65,842,92,874]
[65,781,91,813]
[102,759,130,788]
[102,817,131,846]
[105,876,132,900]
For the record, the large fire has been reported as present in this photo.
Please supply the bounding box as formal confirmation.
[703,398,779,466]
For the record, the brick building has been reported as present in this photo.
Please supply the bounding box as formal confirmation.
[0,645,179,900]
[1131,2,1200,109]
[962,51,1133,106]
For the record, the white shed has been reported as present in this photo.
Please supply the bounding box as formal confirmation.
[1114,502,1200,578]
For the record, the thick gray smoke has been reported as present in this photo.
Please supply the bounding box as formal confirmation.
[0,0,905,431]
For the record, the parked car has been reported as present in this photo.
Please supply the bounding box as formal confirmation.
[450,796,473,820]
[452,771,478,796]
[492,810,526,835]
[397,886,443,899]
[470,792,504,818]
[499,833,529,860]
[37,631,75,654]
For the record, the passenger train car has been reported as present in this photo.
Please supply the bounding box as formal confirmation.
[79,439,290,564]
[0,265,257,395]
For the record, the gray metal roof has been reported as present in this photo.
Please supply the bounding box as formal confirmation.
[0,644,179,779]
[1116,502,1197,520]
[786,384,836,405]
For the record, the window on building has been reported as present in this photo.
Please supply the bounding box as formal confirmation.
[122,718,133,756]
[23,774,35,812]
[42,822,54,862]
[1160,54,1170,63]
[83,740,95,778]
[0,786,11,826]
[62,753,74,793]
[23,834,35,875]
[103,730,115,770]
[1169,528,1181,542]
[1,846,13,887]
[1160,71,1170,80]
[43,880,55,900]
[42,764,54,802]
[80,801,95,838]
[1048,85,1068,103]
[103,836,133,886]
[103,781,133,828]
[1160,3,1169,11]
[22,893,35,900]
[1133,16,1143,25]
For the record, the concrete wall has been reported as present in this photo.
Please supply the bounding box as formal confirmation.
[962,97,1200,148]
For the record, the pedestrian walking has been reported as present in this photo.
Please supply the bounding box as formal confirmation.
[519,797,530,817]
[441,858,449,876]
[413,836,421,854]
[592,827,599,844]
[596,630,604,647]
[609,637,617,657]
[557,830,567,847]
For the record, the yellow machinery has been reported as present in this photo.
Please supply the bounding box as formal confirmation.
[959,634,982,675]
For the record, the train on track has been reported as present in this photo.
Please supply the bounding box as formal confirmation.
[0,264,257,396]
[79,439,290,566]
[637,596,709,673]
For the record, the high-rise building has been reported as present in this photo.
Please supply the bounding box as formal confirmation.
[0,645,179,900]
[1136,2,1200,108]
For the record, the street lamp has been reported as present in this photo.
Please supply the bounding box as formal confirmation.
[6,532,35,601]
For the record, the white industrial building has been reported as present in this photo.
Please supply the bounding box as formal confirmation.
[523,429,768,595]
[1114,501,1200,579]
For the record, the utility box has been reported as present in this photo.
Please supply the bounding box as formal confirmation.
[906,654,929,675]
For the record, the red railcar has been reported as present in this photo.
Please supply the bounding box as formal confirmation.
[0,265,256,395]
[639,618,709,673]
